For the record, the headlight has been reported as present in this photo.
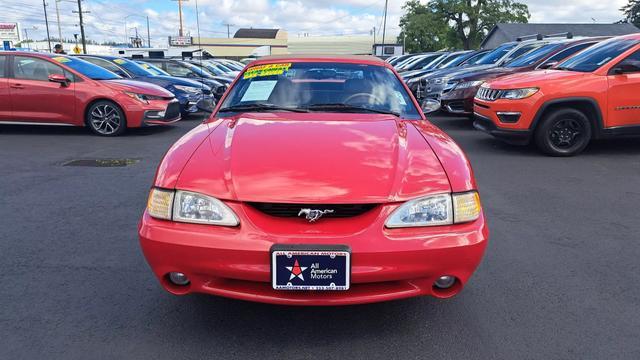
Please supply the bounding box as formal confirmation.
[499,87,539,100]
[173,85,202,94]
[455,80,484,90]
[147,188,239,226]
[124,91,165,104]
[385,192,481,228]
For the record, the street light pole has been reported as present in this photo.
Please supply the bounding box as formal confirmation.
[146,16,151,48]
[382,0,388,45]
[55,0,62,42]
[73,0,88,53]
[43,0,52,52]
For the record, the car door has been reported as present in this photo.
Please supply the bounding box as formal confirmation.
[0,55,10,120]
[8,55,76,124]
[607,49,640,128]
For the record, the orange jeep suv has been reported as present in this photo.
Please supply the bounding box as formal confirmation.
[473,34,640,156]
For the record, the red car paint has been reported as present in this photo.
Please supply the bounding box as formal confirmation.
[0,52,179,129]
[139,56,488,305]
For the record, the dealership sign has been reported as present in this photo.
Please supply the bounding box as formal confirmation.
[169,36,192,46]
[0,23,20,42]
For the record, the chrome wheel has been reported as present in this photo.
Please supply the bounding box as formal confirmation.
[90,104,122,135]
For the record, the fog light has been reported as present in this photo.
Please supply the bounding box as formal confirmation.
[434,275,456,289]
[168,272,190,286]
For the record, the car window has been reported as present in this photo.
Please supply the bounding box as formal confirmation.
[113,58,154,77]
[475,43,517,65]
[14,56,64,81]
[505,43,563,67]
[220,62,421,119]
[557,38,639,72]
[51,56,119,80]
[542,42,595,65]
[165,62,194,77]
[501,43,543,64]
[614,49,640,73]
[0,56,5,77]
[82,57,129,77]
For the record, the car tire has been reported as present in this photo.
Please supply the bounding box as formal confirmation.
[86,100,127,136]
[534,108,592,157]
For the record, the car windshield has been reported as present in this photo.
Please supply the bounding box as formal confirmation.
[557,38,640,72]
[179,61,212,78]
[52,56,120,80]
[137,61,170,76]
[439,52,472,68]
[219,62,421,119]
[505,43,563,68]
[475,43,517,65]
[113,58,154,77]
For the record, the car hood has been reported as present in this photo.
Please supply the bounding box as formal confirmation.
[449,66,523,82]
[175,113,451,203]
[421,64,495,81]
[149,75,209,88]
[444,64,501,81]
[102,79,174,97]
[488,69,586,88]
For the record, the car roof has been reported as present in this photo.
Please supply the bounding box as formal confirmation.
[250,54,387,67]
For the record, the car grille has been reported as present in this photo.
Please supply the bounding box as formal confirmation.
[248,203,377,218]
[164,100,180,120]
[476,87,503,101]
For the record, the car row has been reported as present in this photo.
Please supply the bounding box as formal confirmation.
[0,52,245,136]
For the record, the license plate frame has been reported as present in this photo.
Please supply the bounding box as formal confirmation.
[270,244,351,291]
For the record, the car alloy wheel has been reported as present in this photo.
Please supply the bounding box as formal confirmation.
[549,118,584,149]
[88,102,124,136]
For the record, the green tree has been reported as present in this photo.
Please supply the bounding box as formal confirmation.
[398,0,530,52]
[621,0,640,27]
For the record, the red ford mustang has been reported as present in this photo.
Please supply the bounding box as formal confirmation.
[139,55,489,305]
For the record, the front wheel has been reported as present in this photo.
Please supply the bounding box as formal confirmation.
[86,101,127,136]
[534,108,592,157]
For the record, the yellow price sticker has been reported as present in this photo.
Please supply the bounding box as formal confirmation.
[52,56,70,63]
[243,63,292,79]
[113,59,126,65]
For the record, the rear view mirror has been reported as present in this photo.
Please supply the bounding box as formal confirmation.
[48,73,70,86]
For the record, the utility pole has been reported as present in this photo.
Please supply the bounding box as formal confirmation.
[171,0,189,37]
[54,0,62,42]
[372,26,376,44]
[382,0,388,44]
[223,23,234,38]
[42,0,52,52]
[23,28,30,49]
[72,0,88,53]
[146,16,151,47]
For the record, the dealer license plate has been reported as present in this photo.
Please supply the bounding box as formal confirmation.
[271,245,350,291]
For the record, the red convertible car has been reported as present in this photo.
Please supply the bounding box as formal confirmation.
[139,55,488,305]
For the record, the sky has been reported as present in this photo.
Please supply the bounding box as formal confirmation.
[1,0,631,46]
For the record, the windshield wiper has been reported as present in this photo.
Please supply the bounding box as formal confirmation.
[218,104,309,113]
[305,103,401,117]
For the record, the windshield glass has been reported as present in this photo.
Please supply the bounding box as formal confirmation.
[506,43,563,67]
[557,38,639,72]
[53,56,120,80]
[219,62,421,119]
[178,61,212,78]
[439,52,471,68]
[113,58,154,77]
[476,43,517,65]
[137,61,170,76]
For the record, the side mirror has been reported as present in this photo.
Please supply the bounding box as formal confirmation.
[539,61,558,70]
[48,73,70,86]
[214,86,227,97]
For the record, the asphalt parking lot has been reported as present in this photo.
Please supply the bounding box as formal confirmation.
[1,115,639,360]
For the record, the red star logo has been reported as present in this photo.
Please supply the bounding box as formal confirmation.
[285,259,308,281]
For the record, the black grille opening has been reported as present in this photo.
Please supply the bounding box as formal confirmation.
[247,203,378,218]
[164,101,181,120]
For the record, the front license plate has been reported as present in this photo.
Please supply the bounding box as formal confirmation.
[271,245,350,291]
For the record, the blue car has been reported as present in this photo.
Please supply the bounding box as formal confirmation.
[74,55,216,115]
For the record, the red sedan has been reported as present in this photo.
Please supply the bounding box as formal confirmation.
[0,52,180,136]
[139,56,488,305]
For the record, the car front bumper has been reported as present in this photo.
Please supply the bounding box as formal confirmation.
[142,100,182,126]
[138,203,488,306]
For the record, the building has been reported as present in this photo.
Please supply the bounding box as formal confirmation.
[190,28,288,58]
[1,22,21,49]
[481,23,640,49]
[288,35,376,55]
